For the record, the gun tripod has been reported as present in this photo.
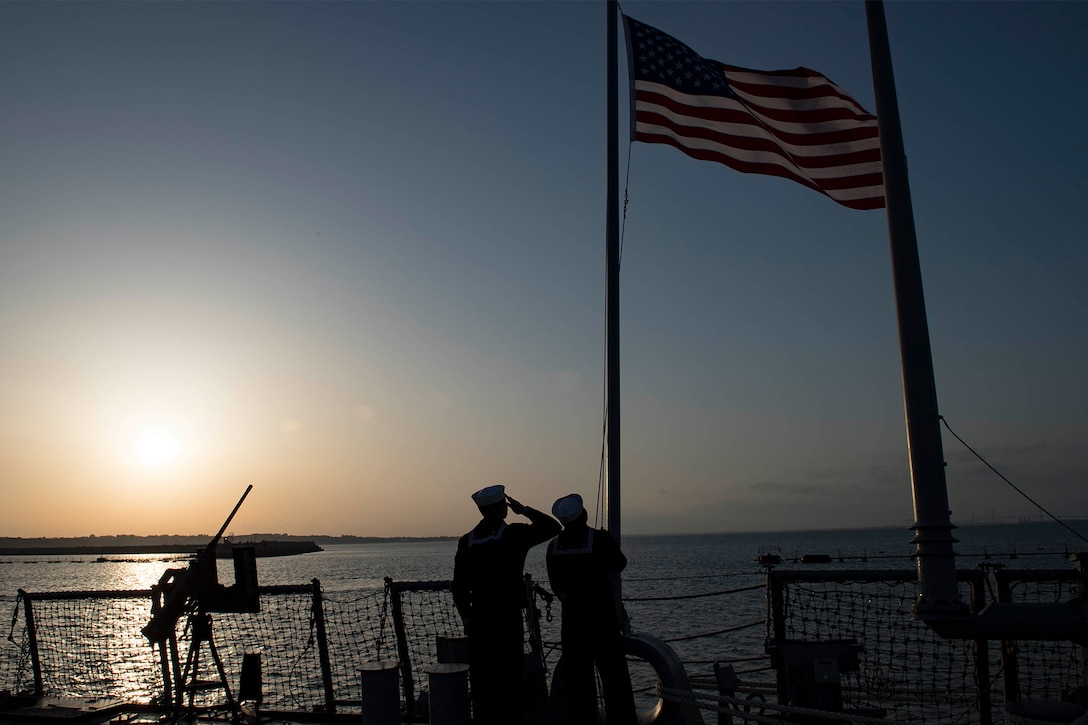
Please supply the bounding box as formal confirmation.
[171,609,241,723]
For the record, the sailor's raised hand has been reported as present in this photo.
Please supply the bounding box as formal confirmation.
[506,495,526,515]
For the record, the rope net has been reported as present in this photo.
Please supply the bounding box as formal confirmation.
[193,586,327,712]
[388,581,466,714]
[5,591,162,703]
[1,578,539,717]
[996,570,1084,704]
[767,566,1085,725]
[773,573,977,722]
[318,588,391,707]
[386,578,548,716]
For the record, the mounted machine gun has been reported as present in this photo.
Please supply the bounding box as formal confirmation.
[142,485,262,718]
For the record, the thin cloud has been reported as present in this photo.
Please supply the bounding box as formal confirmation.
[748,480,838,497]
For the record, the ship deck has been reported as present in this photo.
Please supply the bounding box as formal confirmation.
[0,697,358,725]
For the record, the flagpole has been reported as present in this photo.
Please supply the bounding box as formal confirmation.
[605,0,621,541]
[865,0,964,616]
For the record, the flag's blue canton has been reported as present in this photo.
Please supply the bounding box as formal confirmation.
[627,17,737,100]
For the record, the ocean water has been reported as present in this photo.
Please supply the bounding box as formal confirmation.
[4,521,1084,593]
[3,521,1086,628]
[4,520,1083,644]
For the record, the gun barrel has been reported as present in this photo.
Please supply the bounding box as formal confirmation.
[142,485,254,643]
[212,484,253,546]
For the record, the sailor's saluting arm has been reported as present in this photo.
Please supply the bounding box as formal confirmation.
[507,494,561,541]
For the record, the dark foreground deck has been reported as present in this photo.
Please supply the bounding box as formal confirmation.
[0,696,358,725]
[5,562,1087,725]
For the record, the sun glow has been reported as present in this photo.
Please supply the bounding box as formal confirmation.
[131,425,183,469]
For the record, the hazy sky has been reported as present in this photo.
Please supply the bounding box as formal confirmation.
[2,1,1085,539]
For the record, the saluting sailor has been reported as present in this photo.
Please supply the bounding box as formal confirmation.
[452,485,560,725]
[546,493,636,725]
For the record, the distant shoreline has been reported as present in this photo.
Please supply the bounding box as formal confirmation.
[1,520,1083,555]
[0,534,457,556]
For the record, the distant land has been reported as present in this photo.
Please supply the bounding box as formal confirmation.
[0,533,456,556]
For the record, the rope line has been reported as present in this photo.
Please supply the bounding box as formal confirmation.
[597,139,636,529]
[625,570,761,582]
[624,583,763,602]
[661,619,762,643]
[940,415,1088,545]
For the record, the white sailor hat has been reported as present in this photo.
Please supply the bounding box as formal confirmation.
[552,494,584,523]
[472,485,506,507]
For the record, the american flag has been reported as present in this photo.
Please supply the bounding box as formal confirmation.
[623,15,885,211]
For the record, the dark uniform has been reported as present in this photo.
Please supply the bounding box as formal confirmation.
[453,500,559,725]
[547,519,636,725]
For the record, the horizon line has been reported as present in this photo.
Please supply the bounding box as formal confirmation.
[3,516,1087,544]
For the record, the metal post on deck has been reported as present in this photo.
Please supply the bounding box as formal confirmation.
[992,567,1021,702]
[767,572,787,645]
[967,570,992,725]
[311,578,337,712]
[17,590,44,697]
[384,578,416,715]
[1073,553,1088,696]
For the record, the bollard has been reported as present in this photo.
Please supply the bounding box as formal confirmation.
[713,663,737,725]
[360,660,400,725]
[425,663,470,725]
[436,635,470,664]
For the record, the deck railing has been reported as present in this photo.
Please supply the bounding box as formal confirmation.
[4,558,1085,724]
[1,577,540,718]
[765,561,1087,725]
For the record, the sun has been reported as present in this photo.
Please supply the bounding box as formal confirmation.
[131,425,183,469]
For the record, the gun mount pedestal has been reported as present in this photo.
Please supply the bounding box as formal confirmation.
[176,611,239,722]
